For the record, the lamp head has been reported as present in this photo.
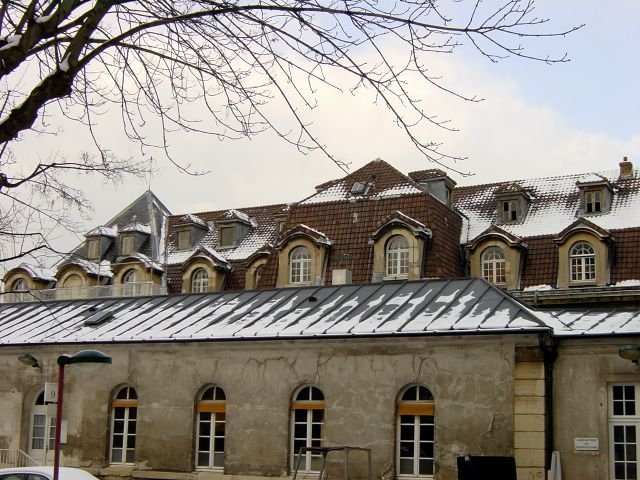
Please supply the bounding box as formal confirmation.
[619,345,640,365]
[58,349,112,371]
[18,353,43,372]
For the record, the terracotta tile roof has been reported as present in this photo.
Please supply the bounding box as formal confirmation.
[165,203,286,293]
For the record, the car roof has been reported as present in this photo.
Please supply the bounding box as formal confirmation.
[0,467,97,480]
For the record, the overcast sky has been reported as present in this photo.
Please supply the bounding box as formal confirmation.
[9,0,640,257]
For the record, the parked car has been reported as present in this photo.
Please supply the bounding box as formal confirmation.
[0,467,100,480]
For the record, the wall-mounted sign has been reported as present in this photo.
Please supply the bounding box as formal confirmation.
[574,438,599,451]
[44,382,58,403]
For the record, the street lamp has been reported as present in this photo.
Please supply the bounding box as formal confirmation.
[18,353,43,372]
[53,350,111,480]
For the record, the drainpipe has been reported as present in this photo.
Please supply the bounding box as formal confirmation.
[540,332,559,470]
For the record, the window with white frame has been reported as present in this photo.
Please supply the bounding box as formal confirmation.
[570,241,596,282]
[397,385,435,479]
[122,269,140,296]
[386,235,409,278]
[110,387,137,465]
[481,247,506,285]
[610,384,640,480]
[191,268,209,293]
[195,385,226,470]
[291,386,324,473]
[289,246,311,284]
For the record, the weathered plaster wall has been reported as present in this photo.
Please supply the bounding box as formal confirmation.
[2,334,537,480]
[553,337,640,480]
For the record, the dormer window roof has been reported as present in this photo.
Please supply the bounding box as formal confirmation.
[215,209,255,248]
[494,183,532,224]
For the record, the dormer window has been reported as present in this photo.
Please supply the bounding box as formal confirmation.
[219,226,235,247]
[576,175,612,216]
[351,181,369,195]
[494,184,531,225]
[177,230,191,250]
[501,199,519,223]
[276,219,285,233]
[121,235,135,255]
[87,239,101,259]
[585,190,602,213]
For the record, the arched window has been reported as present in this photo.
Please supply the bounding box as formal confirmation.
[10,278,28,302]
[192,268,209,293]
[289,246,311,284]
[60,273,83,299]
[291,386,324,473]
[110,387,137,465]
[195,385,226,470]
[254,265,264,289]
[397,385,435,478]
[122,269,140,296]
[61,274,82,288]
[570,241,596,282]
[481,247,506,285]
[11,278,27,291]
[386,235,409,277]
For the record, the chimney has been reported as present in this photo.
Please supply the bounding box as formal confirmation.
[332,269,352,285]
[619,156,633,179]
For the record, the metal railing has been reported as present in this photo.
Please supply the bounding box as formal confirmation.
[0,449,38,467]
[3,282,167,303]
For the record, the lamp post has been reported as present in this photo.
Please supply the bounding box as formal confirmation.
[53,350,111,480]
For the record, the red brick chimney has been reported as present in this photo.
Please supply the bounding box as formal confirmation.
[619,156,633,179]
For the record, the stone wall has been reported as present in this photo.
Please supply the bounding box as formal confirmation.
[1,334,540,480]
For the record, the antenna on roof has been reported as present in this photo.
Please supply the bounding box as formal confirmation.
[147,157,153,191]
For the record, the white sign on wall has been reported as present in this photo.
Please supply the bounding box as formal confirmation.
[574,438,599,451]
[44,382,58,403]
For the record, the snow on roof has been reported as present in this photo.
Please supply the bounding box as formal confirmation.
[179,213,208,228]
[121,222,152,234]
[120,252,164,272]
[0,278,548,345]
[16,263,56,282]
[222,209,252,224]
[85,226,117,237]
[455,168,640,240]
[371,184,423,199]
[546,309,640,336]
[65,258,114,278]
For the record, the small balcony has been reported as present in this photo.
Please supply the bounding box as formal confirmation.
[2,282,167,303]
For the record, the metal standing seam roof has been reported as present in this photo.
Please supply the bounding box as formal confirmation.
[541,309,640,337]
[0,279,553,346]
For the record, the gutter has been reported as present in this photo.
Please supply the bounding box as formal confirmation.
[539,331,559,470]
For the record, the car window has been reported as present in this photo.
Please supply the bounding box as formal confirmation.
[1,474,26,480]
[27,475,48,480]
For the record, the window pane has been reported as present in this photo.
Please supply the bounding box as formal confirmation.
[126,450,135,463]
[214,421,225,435]
[419,459,433,475]
[294,424,307,438]
[214,438,225,452]
[399,459,413,475]
[213,452,224,467]
[199,438,210,451]
[401,425,414,441]
[200,420,211,436]
[111,450,122,463]
[312,410,324,422]
[126,435,136,449]
[112,435,123,448]
[197,452,210,467]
